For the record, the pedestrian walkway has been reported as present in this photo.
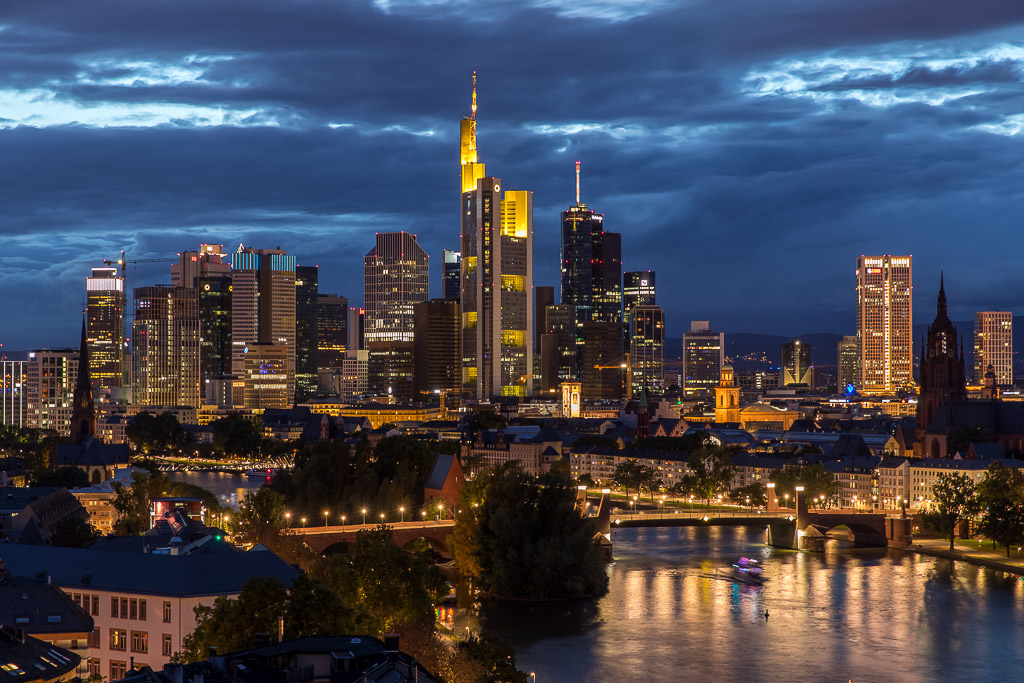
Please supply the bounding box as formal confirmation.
[912,537,1024,573]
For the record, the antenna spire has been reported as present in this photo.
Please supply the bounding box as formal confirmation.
[575,160,581,204]
[471,70,477,121]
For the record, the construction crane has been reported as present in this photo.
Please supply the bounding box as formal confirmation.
[594,352,633,401]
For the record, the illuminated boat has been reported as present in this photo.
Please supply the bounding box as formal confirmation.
[728,557,767,585]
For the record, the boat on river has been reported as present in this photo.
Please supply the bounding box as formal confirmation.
[245,467,277,480]
[727,557,767,585]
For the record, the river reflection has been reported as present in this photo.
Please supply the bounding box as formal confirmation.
[163,471,265,510]
[463,525,1024,682]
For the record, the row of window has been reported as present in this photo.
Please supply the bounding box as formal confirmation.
[71,593,100,617]
[106,629,172,656]
[72,594,174,622]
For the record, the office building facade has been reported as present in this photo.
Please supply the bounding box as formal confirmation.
[295,265,319,402]
[86,267,125,397]
[837,335,858,392]
[367,341,415,403]
[25,350,78,434]
[623,271,655,332]
[780,340,812,387]
[581,322,625,401]
[682,321,725,395]
[1,360,26,427]
[230,247,297,404]
[630,305,665,397]
[364,232,429,345]
[316,294,348,370]
[131,286,201,408]
[856,255,913,394]
[197,274,232,388]
[539,304,574,394]
[443,249,461,301]
[413,299,460,398]
[974,310,1013,385]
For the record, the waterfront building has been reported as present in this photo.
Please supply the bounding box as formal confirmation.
[630,305,665,397]
[1,359,26,427]
[364,232,429,345]
[974,310,1012,386]
[413,299,460,398]
[623,271,655,332]
[780,340,812,387]
[230,246,296,404]
[459,75,533,398]
[837,335,858,392]
[442,249,461,300]
[131,286,200,408]
[915,276,966,456]
[294,265,319,402]
[241,344,289,410]
[367,341,415,403]
[316,294,348,370]
[26,349,78,435]
[856,255,913,394]
[682,321,724,395]
[85,267,125,398]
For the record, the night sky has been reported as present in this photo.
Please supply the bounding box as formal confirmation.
[3,0,1024,350]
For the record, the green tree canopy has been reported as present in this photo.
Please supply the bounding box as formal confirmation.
[977,462,1024,557]
[125,411,192,455]
[32,466,89,489]
[210,414,263,459]
[925,471,982,551]
[768,463,839,508]
[730,482,767,507]
[49,517,101,548]
[681,448,735,506]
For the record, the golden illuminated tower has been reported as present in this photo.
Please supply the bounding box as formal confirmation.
[714,364,741,424]
[856,255,913,394]
[459,74,533,399]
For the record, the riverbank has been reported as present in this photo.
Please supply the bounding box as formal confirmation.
[904,537,1024,576]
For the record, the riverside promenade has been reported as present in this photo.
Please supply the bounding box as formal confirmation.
[910,537,1024,575]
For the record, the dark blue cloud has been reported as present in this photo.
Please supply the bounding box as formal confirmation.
[2,0,1024,349]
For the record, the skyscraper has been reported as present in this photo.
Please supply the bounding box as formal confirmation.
[367,341,415,403]
[413,299,460,398]
[1,359,25,428]
[231,246,297,404]
[630,305,665,397]
[535,286,554,353]
[560,162,622,377]
[348,307,365,352]
[581,322,624,401]
[173,245,232,393]
[443,249,461,301]
[682,321,724,395]
[540,304,574,394]
[623,271,655,332]
[317,294,349,370]
[85,266,125,398]
[132,285,201,407]
[856,255,913,394]
[172,244,230,289]
[364,232,429,344]
[459,74,533,398]
[780,340,812,387]
[974,310,1013,385]
[25,349,77,434]
[837,335,858,392]
[295,265,319,402]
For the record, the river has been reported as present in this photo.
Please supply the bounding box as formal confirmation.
[164,470,266,510]
[464,525,1024,682]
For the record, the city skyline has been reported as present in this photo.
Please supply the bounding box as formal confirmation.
[4,2,1024,349]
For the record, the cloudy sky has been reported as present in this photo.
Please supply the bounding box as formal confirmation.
[2,0,1024,350]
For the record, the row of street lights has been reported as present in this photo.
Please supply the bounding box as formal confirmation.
[283,502,451,529]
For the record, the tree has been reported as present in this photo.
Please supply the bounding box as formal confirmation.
[769,463,839,508]
[464,411,507,432]
[50,517,101,548]
[449,634,529,683]
[682,448,735,506]
[470,463,609,600]
[176,575,355,663]
[125,412,191,455]
[977,462,1024,557]
[612,460,650,499]
[111,471,154,535]
[572,435,616,449]
[629,432,713,452]
[926,471,982,551]
[448,468,492,582]
[233,488,287,546]
[32,466,89,490]
[210,414,262,459]
[730,482,766,508]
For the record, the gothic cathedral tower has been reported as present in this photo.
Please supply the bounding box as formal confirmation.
[914,274,966,456]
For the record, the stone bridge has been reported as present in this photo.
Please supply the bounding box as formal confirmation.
[287,520,456,555]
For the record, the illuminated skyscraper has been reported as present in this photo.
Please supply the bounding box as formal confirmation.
[623,271,655,332]
[459,74,533,398]
[630,305,665,397]
[85,267,125,397]
[317,294,348,370]
[172,245,232,392]
[682,321,724,395]
[443,249,461,301]
[540,304,574,394]
[837,335,858,392]
[414,299,460,398]
[132,286,201,407]
[172,244,230,288]
[231,246,297,404]
[780,340,812,387]
[295,265,319,402]
[364,232,429,344]
[856,255,913,394]
[25,350,77,434]
[1,359,26,428]
[974,310,1013,385]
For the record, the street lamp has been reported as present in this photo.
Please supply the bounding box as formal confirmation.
[285,512,291,528]
[301,517,307,528]
[438,502,444,523]
[324,509,329,527]
[380,512,385,523]
[400,506,405,523]
[340,515,346,531]
[361,508,367,525]
[784,493,790,509]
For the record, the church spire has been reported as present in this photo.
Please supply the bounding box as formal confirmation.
[937,271,947,319]
[70,314,96,443]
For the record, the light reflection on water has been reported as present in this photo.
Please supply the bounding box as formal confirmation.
[164,471,266,510]
[466,525,1024,682]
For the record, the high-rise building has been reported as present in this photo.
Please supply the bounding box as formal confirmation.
[242,344,289,410]
[837,335,858,392]
[540,304,574,394]
[339,349,369,399]
[535,286,555,353]
[459,75,533,399]
[916,276,966,456]
[230,246,297,404]
[630,305,665,397]
[172,244,230,289]
[295,265,319,402]
[443,250,462,301]
[317,294,349,370]
[367,341,415,403]
[682,321,724,395]
[131,286,201,407]
[348,307,365,352]
[1,359,26,427]
[85,267,125,398]
[198,274,232,387]
[560,162,622,376]
[413,299,460,398]
[623,271,655,332]
[581,322,624,401]
[25,349,78,434]
[780,340,812,387]
[974,310,1013,385]
[364,232,429,345]
[856,255,913,394]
